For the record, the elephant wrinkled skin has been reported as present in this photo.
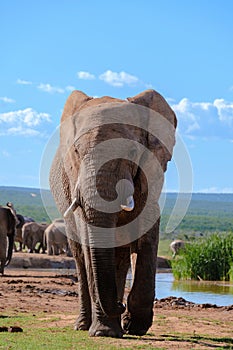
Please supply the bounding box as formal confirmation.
[49,89,177,337]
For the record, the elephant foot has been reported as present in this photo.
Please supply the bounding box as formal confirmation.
[89,317,124,338]
[74,315,91,331]
[122,310,153,336]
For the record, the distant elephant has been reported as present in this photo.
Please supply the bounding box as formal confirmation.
[22,222,48,253]
[44,219,71,256]
[170,240,185,257]
[14,215,35,252]
[0,205,17,274]
[49,89,176,337]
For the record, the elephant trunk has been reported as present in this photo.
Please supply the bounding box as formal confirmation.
[90,243,125,317]
[73,165,134,317]
[86,208,125,317]
[5,233,14,266]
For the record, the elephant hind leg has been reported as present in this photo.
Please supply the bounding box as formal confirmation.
[0,260,4,275]
[0,236,7,275]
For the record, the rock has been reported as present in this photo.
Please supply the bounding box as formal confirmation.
[0,327,8,332]
[8,326,23,332]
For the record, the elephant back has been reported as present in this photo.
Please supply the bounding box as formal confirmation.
[0,206,17,235]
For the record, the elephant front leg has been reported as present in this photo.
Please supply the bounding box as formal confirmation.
[69,240,92,331]
[89,306,124,338]
[122,224,159,336]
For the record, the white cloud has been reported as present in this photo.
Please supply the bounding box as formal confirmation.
[213,98,233,124]
[171,97,233,139]
[1,150,10,157]
[65,85,76,92]
[6,126,40,136]
[172,98,201,134]
[0,108,51,136]
[99,70,139,87]
[37,83,64,94]
[197,187,233,193]
[0,108,51,126]
[0,97,15,103]
[16,79,32,85]
[77,71,95,80]
[16,78,75,94]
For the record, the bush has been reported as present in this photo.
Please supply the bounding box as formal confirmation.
[172,232,233,281]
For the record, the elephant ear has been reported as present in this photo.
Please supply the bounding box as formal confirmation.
[127,89,177,128]
[60,90,92,147]
[60,90,92,124]
[127,89,177,160]
[51,91,92,212]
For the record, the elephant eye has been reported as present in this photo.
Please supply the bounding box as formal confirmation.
[128,148,137,160]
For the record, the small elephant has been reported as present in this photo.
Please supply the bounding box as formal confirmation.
[44,219,71,256]
[170,240,185,257]
[22,222,48,253]
[50,89,177,337]
[0,204,17,274]
[14,215,35,252]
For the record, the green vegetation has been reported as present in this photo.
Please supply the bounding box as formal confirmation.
[171,232,233,281]
[0,313,159,350]
[160,192,233,238]
[1,187,233,233]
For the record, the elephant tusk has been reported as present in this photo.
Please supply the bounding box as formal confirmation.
[63,198,78,218]
[120,195,135,212]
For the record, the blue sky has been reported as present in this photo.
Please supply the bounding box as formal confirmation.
[0,0,233,193]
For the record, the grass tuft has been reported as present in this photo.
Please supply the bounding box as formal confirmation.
[171,231,233,281]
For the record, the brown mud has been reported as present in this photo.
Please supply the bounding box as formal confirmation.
[0,254,232,349]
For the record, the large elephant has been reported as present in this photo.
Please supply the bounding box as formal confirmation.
[44,219,71,256]
[49,89,177,337]
[22,222,48,253]
[0,205,17,274]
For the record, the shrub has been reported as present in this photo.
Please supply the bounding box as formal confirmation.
[171,232,233,281]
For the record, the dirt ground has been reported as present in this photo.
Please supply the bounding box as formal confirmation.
[0,255,233,349]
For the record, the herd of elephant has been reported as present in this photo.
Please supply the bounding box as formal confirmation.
[0,202,72,275]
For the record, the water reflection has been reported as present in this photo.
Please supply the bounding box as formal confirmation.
[155,272,233,306]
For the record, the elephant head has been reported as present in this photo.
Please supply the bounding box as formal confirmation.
[50,89,177,317]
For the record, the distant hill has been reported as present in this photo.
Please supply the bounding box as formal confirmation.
[0,186,59,223]
[0,186,232,235]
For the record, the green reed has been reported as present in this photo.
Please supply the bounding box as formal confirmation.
[172,231,233,281]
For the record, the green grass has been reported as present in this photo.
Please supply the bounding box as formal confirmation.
[171,231,233,281]
[158,239,172,258]
[0,313,162,350]
[1,312,232,350]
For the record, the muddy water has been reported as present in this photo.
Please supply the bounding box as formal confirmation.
[11,268,233,307]
[155,272,233,306]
